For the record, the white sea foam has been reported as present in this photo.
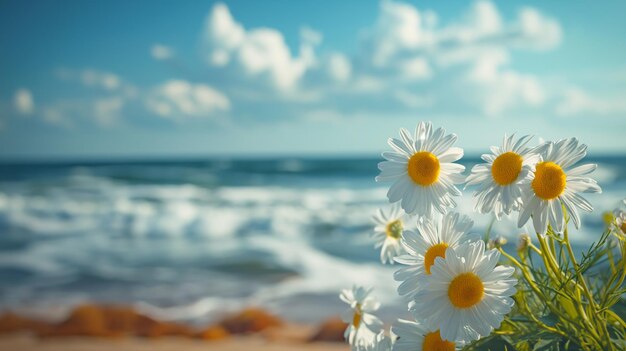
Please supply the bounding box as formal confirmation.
[0,160,622,323]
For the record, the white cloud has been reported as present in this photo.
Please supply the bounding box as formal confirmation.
[435,1,560,51]
[14,89,34,115]
[94,97,125,126]
[203,3,318,90]
[465,49,545,115]
[439,0,503,44]
[393,90,433,108]
[81,70,120,90]
[400,57,432,80]
[300,26,322,46]
[146,80,230,119]
[42,104,73,127]
[204,3,245,66]
[556,88,626,116]
[344,0,559,117]
[36,1,568,131]
[151,44,175,60]
[516,7,562,50]
[327,53,352,83]
[57,68,129,92]
[365,0,435,67]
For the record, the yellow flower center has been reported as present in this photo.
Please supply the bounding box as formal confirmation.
[385,219,403,239]
[448,272,484,308]
[491,152,523,185]
[352,311,361,328]
[407,151,440,186]
[422,330,456,351]
[602,211,614,226]
[532,162,566,200]
[424,243,449,275]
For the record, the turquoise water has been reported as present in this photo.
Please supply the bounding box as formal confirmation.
[0,156,624,324]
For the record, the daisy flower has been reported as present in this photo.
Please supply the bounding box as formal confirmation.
[392,319,458,351]
[612,209,626,236]
[357,331,393,351]
[466,134,542,219]
[372,204,408,264]
[394,212,476,299]
[340,286,384,346]
[412,241,516,343]
[517,138,602,234]
[376,122,465,216]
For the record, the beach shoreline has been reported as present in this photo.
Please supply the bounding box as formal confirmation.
[0,304,349,351]
[0,333,349,351]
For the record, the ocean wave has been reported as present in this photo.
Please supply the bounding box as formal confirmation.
[0,159,623,323]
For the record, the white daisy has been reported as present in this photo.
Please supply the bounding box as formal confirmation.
[412,241,517,343]
[376,122,465,216]
[357,331,393,351]
[394,212,476,299]
[612,209,626,236]
[392,319,458,351]
[340,286,384,347]
[372,204,408,264]
[517,138,602,234]
[466,134,542,219]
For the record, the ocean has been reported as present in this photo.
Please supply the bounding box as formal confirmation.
[0,156,624,326]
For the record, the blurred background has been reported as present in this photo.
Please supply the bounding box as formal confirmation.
[0,0,625,349]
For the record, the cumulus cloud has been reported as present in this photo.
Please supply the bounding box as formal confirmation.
[556,88,626,116]
[151,44,175,61]
[38,97,126,128]
[56,68,137,96]
[35,1,570,130]
[203,3,319,90]
[463,48,545,115]
[14,89,34,115]
[326,53,352,83]
[516,7,562,50]
[82,70,119,90]
[363,0,435,67]
[146,80,230,119]
[35,69,141,127]
[93,97,125,126]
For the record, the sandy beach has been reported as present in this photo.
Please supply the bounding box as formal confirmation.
[0,334,349,351]
[0,305,350,351]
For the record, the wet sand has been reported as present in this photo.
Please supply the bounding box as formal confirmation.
[0,333,349,351]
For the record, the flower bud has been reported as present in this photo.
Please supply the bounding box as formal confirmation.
[602,211,614,227]
[488,237,507,249]
[517,234,531,252]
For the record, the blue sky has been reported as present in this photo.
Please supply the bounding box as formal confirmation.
[1,0,625,160]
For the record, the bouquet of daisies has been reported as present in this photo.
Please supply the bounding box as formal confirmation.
[340,122,626,351]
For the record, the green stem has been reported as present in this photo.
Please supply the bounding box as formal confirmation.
[563,222,613,351]
[498,248,584,337]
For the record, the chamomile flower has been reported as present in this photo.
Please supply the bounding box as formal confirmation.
[392,319,458,351]
[466,134,542,219]
[357,331,393,351]
[376,122,465,216]
[340,286,384,346]
[394,212,476,299]
[517,138,602,234]
[612,209,626,236]
[372,204,408,264]
[412,241,516,343]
